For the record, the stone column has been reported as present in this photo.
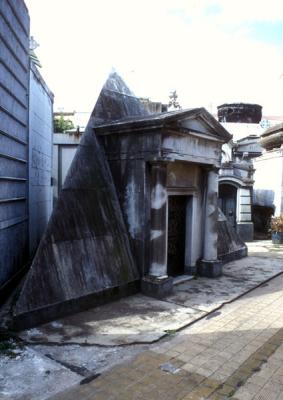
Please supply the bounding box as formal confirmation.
[149,162,168,277]
[141,162,173,298]
[199,167,222,277]
[203,168,219,261]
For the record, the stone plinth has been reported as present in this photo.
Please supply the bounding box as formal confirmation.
[141,276,173,299]
[198,260,223,278]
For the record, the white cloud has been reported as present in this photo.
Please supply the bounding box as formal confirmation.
[25,0,283,115]
[214,0,283,23]
[166,0,283,23]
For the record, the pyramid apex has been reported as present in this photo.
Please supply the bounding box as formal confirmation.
[91,70,149,126]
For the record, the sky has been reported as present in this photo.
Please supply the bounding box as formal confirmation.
[25,0,283,116]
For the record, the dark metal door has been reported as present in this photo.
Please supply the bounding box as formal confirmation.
[219,184,237,227]
[167,196,187,276]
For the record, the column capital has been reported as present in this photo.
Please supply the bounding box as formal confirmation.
[149,160,169,168]
[204,165,219,174]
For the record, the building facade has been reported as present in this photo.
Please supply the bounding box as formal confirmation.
[0,0,30,295]
[0,1,53,297]
[253,123,283,234]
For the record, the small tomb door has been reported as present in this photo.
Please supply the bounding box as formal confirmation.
[167,196,187,276]
[219,184,237,227]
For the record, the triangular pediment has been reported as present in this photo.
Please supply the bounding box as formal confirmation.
[87,70,231,144]
[163,108,232,143]
[96,106,232,144]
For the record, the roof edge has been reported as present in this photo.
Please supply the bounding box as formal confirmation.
[95,107,232,143]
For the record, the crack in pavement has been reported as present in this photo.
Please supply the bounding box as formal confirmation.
[20,269,283,349]
[44,353,90,376]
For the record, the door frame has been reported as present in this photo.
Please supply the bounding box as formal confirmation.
[167,189,196,275]
[218,183,238,227]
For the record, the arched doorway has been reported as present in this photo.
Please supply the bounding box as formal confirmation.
[218,184,237,227]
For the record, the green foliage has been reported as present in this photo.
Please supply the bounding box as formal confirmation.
[54,115,75,133]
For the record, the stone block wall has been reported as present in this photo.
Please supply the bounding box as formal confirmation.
[28,63,53,255]
[0,0,30,291]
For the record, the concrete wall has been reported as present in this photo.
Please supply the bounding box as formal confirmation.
[0,0,30,290]
[28,63,53,255]
[52,132,82,205]
[253,149,283,216]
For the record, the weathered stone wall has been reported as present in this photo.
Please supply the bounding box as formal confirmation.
[107,158,150,276]
[0,1,30,292]
[167,163,200,188]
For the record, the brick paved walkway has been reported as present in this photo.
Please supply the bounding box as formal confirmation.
[50,274,283,400]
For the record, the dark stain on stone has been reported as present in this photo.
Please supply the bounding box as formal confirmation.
[206,311,221,320]
[80,373,101,384]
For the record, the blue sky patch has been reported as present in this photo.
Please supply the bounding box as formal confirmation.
[204,3,223,17]
[250,21,283,47]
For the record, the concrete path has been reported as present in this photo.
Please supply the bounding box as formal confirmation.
[49,272,283,400]
[247,240,283,258]
[1,241,283,399]
[20,244,283,347]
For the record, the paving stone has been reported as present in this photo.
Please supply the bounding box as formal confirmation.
[217,383,237,396]
[26,250,283,400]
[182,385,216,399]
[202,377,220,390]
[234,382,262,398]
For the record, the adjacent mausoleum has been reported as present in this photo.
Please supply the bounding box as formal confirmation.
[253,123,283,223]
[218,103,263,241]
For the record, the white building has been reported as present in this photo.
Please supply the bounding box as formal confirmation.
[253,123,283,218]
